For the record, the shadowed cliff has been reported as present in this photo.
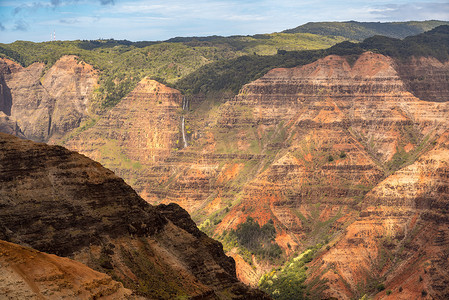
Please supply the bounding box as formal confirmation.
[0,132,269,299]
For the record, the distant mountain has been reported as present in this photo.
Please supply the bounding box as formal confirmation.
[283,20,449,40]
[1,22,449,300]
[0,33,346,110]
[175,25,449,95]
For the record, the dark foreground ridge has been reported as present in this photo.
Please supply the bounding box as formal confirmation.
[0,132,270,299]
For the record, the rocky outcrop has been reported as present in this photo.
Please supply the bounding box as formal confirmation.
[66,78,182,185]
[0,111,24,137]
[0,56,98,142]
[396,56,449,103]
[308,132,449,299]
[0,240,135,299]
[0,58,53,141]
[0,132,268,299]
[41,55,99,141]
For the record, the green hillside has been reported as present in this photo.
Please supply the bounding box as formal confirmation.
[175,25,449,95]
[1,23,447,110]
[283,20,449,41]
[0,32,347,110]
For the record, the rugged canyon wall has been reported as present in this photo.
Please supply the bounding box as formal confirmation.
[2,45,447,298]
[307,132,449,299]
[0,132,268,299]
[0,55,98,142]
[66,78,182,184]
[216,52,448,238]
[60,51,449,295]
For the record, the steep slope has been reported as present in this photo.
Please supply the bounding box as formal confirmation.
[0,132,268,299]
[307,132,449,299]
[0,240,134,299]
[66,78,182,185]
[0,55,98,142]
[395,56,449,102]
[214,51,448,252]
[62,51,449,290]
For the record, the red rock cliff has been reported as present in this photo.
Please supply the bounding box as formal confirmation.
[0,55,98,142]
[0,132,268,299]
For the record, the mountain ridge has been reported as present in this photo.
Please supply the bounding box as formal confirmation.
[283,20,449,40]
[0,25,448,299]
[0,131,269,299]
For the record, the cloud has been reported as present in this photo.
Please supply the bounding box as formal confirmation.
[0,22,5,31]
[59,18,79,24]
[100,0,114,5]
[14,20,29,31]
[13,2,47,15]
[370,2,449,21]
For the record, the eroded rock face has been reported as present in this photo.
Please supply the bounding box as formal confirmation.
[61,52,449,291]
[66,78,182,183]
[215,52,448,251]
[396,56,449,103]
[308,132,449,299]
[0,240,135,299]
[41,55,99,140]
[0,58,53,141]
[0,132,268,299]
[0,56,98,142]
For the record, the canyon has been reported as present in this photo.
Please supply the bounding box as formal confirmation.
[63,51,449,298]
[0,132,268,299]
[0,26,448,299]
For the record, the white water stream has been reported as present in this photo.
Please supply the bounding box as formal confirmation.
[181,96,188,148]
[181,116,188,148]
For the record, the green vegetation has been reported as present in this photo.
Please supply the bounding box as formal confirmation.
[220,217,283,264]
[167,32,348,56]
[358,25,449,61]
[176,25,449,98]
[0,33,347,109]
[283,20,449,41]
[258,244,322,299]
[233,217,282,260]
[118,240,189,299]
[175,49,325,94]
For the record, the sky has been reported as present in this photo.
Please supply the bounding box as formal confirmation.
[0,0,448,43]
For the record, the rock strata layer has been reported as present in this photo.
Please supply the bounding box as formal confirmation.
[62,53,449,292]
[0,56,98,142]
[0,132,268,299]
[308,132,449,299]
[0,240,135,299]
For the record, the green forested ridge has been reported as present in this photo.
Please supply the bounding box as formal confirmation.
[174,49,326,94]
[283,20,449,41]
[0,33,347,109]
[175,25,449,95]
[0,24,448,110]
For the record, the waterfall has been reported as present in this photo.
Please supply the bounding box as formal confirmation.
[181,96,188,148]
[181,116,188,148]
[182,96,189,111]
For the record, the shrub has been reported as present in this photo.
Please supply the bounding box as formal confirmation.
[232,217,282,260]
